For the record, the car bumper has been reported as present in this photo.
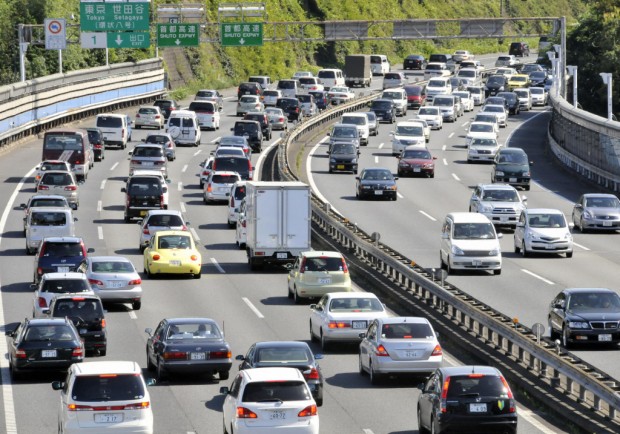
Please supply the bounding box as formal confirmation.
[162,360,232,374]
[295,283,352,299]
[323,326,369,342]
[373,356,442,375]
[436,414,517,434]
[79,331,107,352]
[13,358,81,372]
[233,420,319,434]
[565,329,620,344]
[94,287,143,303]
[358,189,398,200]
[580,219,620,230]
[525,240,572,254]
[493,175,530,187]
[467,153,495,162]
[450,256,502,270]
[147,261,202,276]
[135,120,161,128]
[205,190,231,202]
[330,162,358,172]
[63,417,153,434]
[398,166,433,176]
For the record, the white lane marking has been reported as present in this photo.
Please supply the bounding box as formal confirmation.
[210,258,225,273]
[254,138,281,180]
[210,136,221,143]
[517,407,558,434]
[573,241,589,251]
[0,167,35,434]
[307,139,341,215]
[378,142,384,149]
[190,227,200,243]
[442,145,446,151]
[129,311,138,320]
[110,162,118,171]
[362,430,374,434]
[448,132,454,138]
[374,156,379,164]
[442,158,448,166]
[97,201,102,212]
[180,202,186,213]
[521,269,555,285]
[419,210,436,221]
[397,192,404,199]
[100,179,106,190]
[242,297,265,319]
[193,149,202,157]
[452,173,461,181]
[461,121,469,127]
[177,182,183,191]
[182,164,188,173]
[98,226,103,240]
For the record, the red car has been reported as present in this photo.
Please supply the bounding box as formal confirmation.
[397,146,436,178]
[404,85,426,109]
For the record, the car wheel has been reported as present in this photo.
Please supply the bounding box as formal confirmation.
[293,288,302,305]
[99,348,107,357]
[446,257,453,275]
[219,370,230,381]
[566,251,573,258]
[146,348,156,371]
[548,319,559,340]
[524,185,530,191]
[493,269,502,275]
[418,408,430,434]
[133,300,141,310]
[562,326,571,349]
[369,362,382,385]
[514,241,521,253]
[358,352,366,375]
[156,358,167,381]
[310,320,318,342]
[521,241,529,257]
[124,214,130,223]
[147,265,155,279]
[320,330,329,351]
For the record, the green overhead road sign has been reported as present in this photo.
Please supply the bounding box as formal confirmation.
[157,24,199,47]
[80,1,150,32]
[220,22,263,47]
[108,32,150,48]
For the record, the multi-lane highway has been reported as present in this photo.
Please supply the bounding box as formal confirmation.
[0,59,578,433]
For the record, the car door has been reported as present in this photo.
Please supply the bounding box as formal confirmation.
[440,218,452,264]
[222,373,243,429]
[418,372,440,429]
[239,344,255,370]
[572,195,585,223]
[549,292,567,332]
[470,187,482,212]
[514,211,527,249]
[288,257,302,292]
[310,295,329,337]
[147,321,166,365]
[359,320,378,370]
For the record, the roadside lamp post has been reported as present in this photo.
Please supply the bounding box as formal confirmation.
[600,73,613,121]
[566,65,578,108]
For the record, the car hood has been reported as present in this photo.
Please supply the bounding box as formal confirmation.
[480,200,523,210]
[470,144,500,152]
[330,153,357,160]
[584,206,620,215]
[566,310,620,322]
[394,134,425,142]
[528,227,570,238]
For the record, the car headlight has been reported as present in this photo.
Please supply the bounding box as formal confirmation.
[495,170,504,176]
[489,248,500,256]
[568,321,590,329]
[522,171,530,177]
[499,86,505,91]
[399,161,410,167]
[583,210,593,219]
[351,158,357,164]
[564,232,573,241]
[451,245,465,255]
[330,158,337,163]
[362,185,372,189]
[480,204,493,212]
[387,185,397,190]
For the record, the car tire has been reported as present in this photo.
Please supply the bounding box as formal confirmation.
[358,352,366,375]
[10,362,21,381]
[99,348,107,357]
[418,408,430,434]
[124,214,130,223]
[219,370,230,381]
[133,300,141,310]
[493,269,502,275]
[430,416,438,434]
[320,330,329,352]
[156,358,167,381]
[310,321,318,342]
[566,251,573,258]
[548,319,559,340]
[524,184,530,191]
[446,257,453,275]
[562,326,571,349]
[223,420,230,434]
[514,242,521,253]
[369,362,382,385]
[293,288,302,305]
[521,241,529,257]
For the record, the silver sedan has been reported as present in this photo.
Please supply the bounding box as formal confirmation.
[572,193,620,232]
[76,256,143,310]
[265,107,288,130]
[359,317,443,384]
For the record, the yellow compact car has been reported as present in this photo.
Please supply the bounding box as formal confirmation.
[507,74,530,91]
[143,230,202,279]
[287,251,352,304]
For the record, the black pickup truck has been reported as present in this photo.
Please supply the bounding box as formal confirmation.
[121,175,167,222]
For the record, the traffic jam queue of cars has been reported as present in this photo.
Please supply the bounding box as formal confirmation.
[8,50,615,434]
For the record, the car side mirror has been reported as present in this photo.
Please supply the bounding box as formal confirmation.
[358,332,366,339]
[355,176,360,180]
[235,354,245,361]
[121,187,127,193]
[416,383,425,391]
[87,248,95,253]
[394,177,399,181]
[162,187,168,193]
[220,386,230,394]
[522,196,527,202]
[42,309,50,315]
[144,328,152,336]
[497,233,503,239]
[144,240,150,247]
[51,381,64,391]
[553,301,565,309]
[71,203,78,210]
[20,203,27,209]
[5,329,15,337]
[516,221,525,227]
[310,304,317,310]
[74,218,78,222]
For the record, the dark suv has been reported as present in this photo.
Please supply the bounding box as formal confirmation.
[47,294,107,356]
[275,97,302,122]
[153,99,179,119]
[370,98,396,123]
[492,148,532,190]
[33,237,94,284]
[232,120,264,152]
[509,42,530,57]
[86,128,105,162]
[496,92,521,115]
[212,156,253,180]
[237,82,262,100]
[243,111,272,140]
[121,175,167,222]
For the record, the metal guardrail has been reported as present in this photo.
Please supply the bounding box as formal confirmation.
[275,88,620,428]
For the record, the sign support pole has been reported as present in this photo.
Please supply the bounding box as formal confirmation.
[58,49,62,74]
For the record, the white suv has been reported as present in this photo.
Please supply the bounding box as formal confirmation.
[52,361,154,434]
[220,367,319,434]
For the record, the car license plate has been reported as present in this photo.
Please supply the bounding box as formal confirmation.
[509,177,517,183]
[352,321,367,329]
[57,266,70,273]
[500,216,508,222]
[545,244,555,249]
[472,260,482,266]
[318,277,331,284]
[469,403,487,413]
[169,260,181,266]
[140,210,147,216]
[337,165,345,169]
[374,190,383,195]
[190,352,206,360]
[108,281,124,288]
[42,350,57,358]
[142,162,154,166]
[270,411,286,420]
[79,328,87,334]
[603,221,612,227]
[95,413,123,423]
[414,168,421,172]
[404,350,419,358]
[276,252,287,259]
[599,334,612,342]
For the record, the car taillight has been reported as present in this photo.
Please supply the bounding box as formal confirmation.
[122,128,125,137]
[94,144,102,149]
[143,227,150,235]
[130,160,140,165]
[128,278,142,285]
[241,220,246,228]
[207,183,213,192]
[236,407,257,419]
[164,351,187,360]
[209,350,231,359]
[74,158,82,164]
[38,185,49,190]
[88,278,104,286]
[81,242,87,257]
[375,344,389,357]
[440,377,451,413]
[499,376,517,412]
[431,344,442,356]
[298,405,317,417]
[202,170,210,176]
[341,259,348,273]
[72,347,84,357]
[279,117,285,122]
[100,318,106,328]
[154,161,164,166]
[124,402,150,410]
[136,114,141,118]
[181,225,188,231]
[15,350,26,359]
[304,368,320,380]
[37,267,43,276]
[155,115,161,119]
[153,254,161,261]
[190,254,199,261]
[299,256,306,273]
[37,297,47,308]
[167,142,173,148]
[328,321,351,329]
[64,185,77,191]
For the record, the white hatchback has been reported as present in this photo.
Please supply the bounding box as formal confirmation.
[340,113,370,145]
[203,171,241,204]
[514,208,574,258]
[221,367,319,434]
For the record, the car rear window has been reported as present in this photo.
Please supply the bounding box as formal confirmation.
[242,381,311,402]
[155,100,173,109]
[233,123,259,135]
[42,242,83,257]
[318,70,335,79]
[447,375,507,398]
[233,185,246,200]
[341,116,365,125]
[384,73,401,80]
[212,174,238,184]
[145,135,169,144]
[31,212,67,226]
[25,325,76,342]
[278,81,296,89]
[329,297,383,312]
[133,147,163,158]
[168,117,195,128]
[256,347,311,364]
[297,94,312,103]
[277,99,298,109]
[381,322,433,339]
[139,108,158,115]
[30,198,67,208]
[92,261,135,273]
[263,90,279,97]
[146,214,184,227]
[214,158,249,173]
[52,298,104,319]
[71,374,145,401]
[41,172,72,185]
[42,279,89,293]
[87,130,102,142]
[332,127,357,138]
[303,256,345,272]
[189,102,216,113]
[96,116,122,128]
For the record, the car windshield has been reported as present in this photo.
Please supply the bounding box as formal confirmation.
[42,279,89,293]
[487,76,505,85]
[329,297,383,312]
[381,322,433,339]
[92,261,135,273]
[371,101,392,110]
[331,143,356,155]
[458,70,476,78]
[527,213,566,228]
[498,152,528,164]
[447,375,509,398]
[453,223,496,239]
[484,106,504,113]
[362,170,392,180]
[256,347,311,364]
[471,139,497,147]
[303,256,344,272]
[24,325,76,342]
[567,293,620,311]
[332,127,357,138]
[158,235,192,249]
[396,126,423,136]
[166,322,222,339]
[418,108,439,116]
[31,212,67,226]
[71,375,145,401]
[470,124,494,133]
[482,189,519,202]
[402,149,431,159]
[428,79,446,87]
[585,196,620,208]
[342,116,365,125]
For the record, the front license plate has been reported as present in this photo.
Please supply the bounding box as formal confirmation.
[500,216,508,222]
[545,244,555,249]
[374,190,383,195]
[413,168,421,172]
[191,352,206,360]
[95,413,123,423]
[337,165,345,169]
[276,252,287,259]
[169,260,181,266]
[42,350,57,358]
[404,350,419,358]
[509,177,517,183]
[352,321,367,329]
[317,277,331,284]
[57,266,70,273]
[270,411,286,420]
[469,403,487,413]
[599,334,612,342]
[603,221,612,227]
[472,260,482,266]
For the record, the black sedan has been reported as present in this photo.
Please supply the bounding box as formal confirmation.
[355,168,398,200]
[235,341,325,406]
[328,142,359,174]
[6,318,84,379]
[548,288,620,348]
[403,54,427,70]
[145,317,232,381]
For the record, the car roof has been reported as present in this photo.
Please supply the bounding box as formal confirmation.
[240,367,305,382]
[439,365,501,376]
[477,183,517,191]
[301,251,344,258]
[41,272,87,280]
[165,317,218,324]
[72,360,142,376]
[210,171,241,177]
[524,208,564,214]
[448,212,492,223]
[130,170,166,178]
[253,341,312,349]
[324,291,380,299]
[342,113,367,118]
[372,98,395,104]
[396,121,426,127]
[498,148,525,154]
[27,317,72,325]
[88,256,133,263]
[380,316,431,325]
[582,193,617,198]
[563,288,616,294]
[41,236,83,243]
[29,206,72,213]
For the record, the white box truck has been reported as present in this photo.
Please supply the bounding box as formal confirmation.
[244,181,311,270]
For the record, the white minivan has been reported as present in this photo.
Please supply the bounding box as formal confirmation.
[370,54,390,75]
[95,113,130,149]
[317,68,345,91]
[25,207,77,254]
[440,212,503,275]
[166,110,201,146]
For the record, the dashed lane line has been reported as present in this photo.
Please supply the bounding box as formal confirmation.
[243,297,265,319]
[419,210,436,221]
[210,258,225,273]
[521,269,555,285]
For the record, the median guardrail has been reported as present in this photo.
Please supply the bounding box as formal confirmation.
[274,86,620,431]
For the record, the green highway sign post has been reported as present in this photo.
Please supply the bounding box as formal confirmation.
[157,24,199,47]
[220,22,263,47]
[80,1,150,32]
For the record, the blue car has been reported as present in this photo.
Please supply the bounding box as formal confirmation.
[33,237,94,284]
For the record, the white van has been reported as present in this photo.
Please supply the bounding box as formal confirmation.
[95,114,130,149]
[370,54,390,75]
[381,88,408,117]
[25,207,76,254]
[166,110,201,146]
[425,77,452,103]
[317,68,345,91]
[439,212,503,275]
